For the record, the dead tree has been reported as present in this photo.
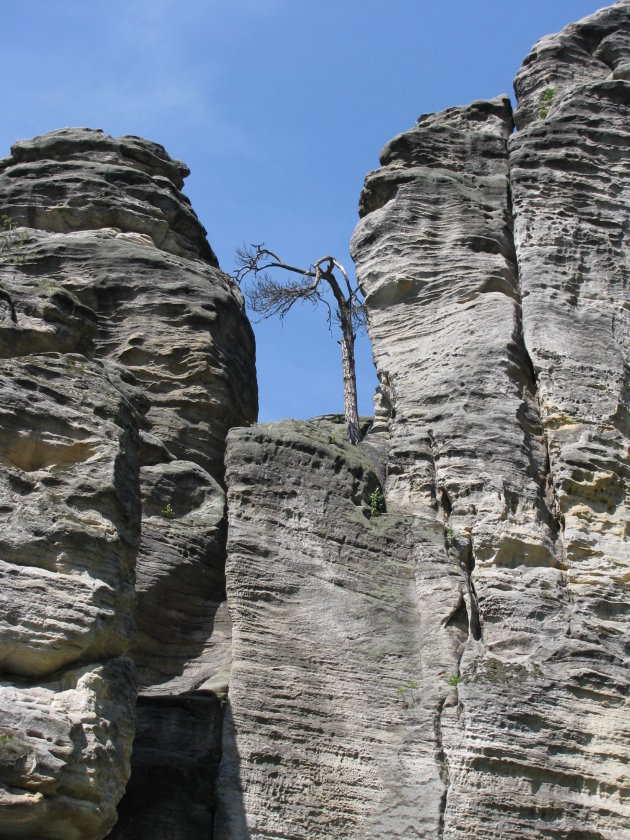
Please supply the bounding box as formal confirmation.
[235,243,366,445]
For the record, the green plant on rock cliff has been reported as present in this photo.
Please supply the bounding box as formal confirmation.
[445,526,457,546]
[448,673,462,687]
[370,486,385,519]
[538,86,556,119]
[0,214,27,266]
[396,679,419,707]
[161,502,175,519]
[0,730,29,762]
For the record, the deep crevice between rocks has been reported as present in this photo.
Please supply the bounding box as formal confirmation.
[439,472,481,643]
[435,697,450,840]
[506,172,564,550]
[462,536,482,642]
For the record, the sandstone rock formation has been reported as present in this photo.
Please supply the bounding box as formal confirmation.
[2,4,629,838]
[217,418,469,839]
[216,3,630,838]
[0,128,256,839]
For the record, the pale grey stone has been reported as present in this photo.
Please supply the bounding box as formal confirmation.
[216,4,630,837]
[3,3,630,835]
[0,659,135,840]
[134,459,230,695]
[0,353,139,679]
[0,128,257,839]
[1,127,215,262]
[217,420,470,839]
[513,0,630,129]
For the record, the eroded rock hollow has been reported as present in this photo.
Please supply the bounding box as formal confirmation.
[0,3,629,839]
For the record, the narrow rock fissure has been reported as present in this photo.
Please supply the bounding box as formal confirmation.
[443,507,481,642]
[506,168,564,546]
[462,536,482,642]
[435,697,450,840]
[427,430,439,510]
[0,286,17,322]
[440,488,452,517]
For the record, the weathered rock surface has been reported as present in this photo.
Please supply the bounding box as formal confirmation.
[0,128,217,263]
[351,4,629,835]
[0,659,135,840]
[217,420,471,839]
[3,4,630,837]
[513,0,630,129]
[510,4,630,586]
[134,459,230,695]
[217,4,629,838]
[0,128,257,838]
[0,252,141,837]
[0,353,138,679]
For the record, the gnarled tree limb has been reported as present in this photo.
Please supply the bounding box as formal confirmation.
[235,242,366,444]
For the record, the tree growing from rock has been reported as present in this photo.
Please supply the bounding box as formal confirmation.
[235,243,366,445]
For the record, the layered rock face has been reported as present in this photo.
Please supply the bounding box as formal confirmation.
[0,129,256,839]
[3,5,629,838]
[218,3,629,838]
[217,418,479,838]
[351,3,629,836]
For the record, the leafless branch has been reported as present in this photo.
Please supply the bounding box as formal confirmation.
[235,242,366,330]
[247,271,322,320]
[233,241,366,444]
[236,243,316,285]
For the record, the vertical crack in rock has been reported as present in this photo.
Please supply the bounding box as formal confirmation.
[443,506,481,643]
[510,3,630,576]
[350,4,630,824]
[218,420,458,838]
[504,8,630,831]
[506,181,566,562]
[434,698,450,840]
[460,535,482,643]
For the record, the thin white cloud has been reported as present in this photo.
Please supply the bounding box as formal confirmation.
[1,0,278,159]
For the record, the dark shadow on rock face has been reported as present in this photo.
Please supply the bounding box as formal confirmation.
[133,535,227,689]
[106,693,224,840]
[213,701,251,840]
[131,458,231,692]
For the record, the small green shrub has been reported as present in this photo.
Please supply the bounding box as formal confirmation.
[370,487,385,519]
[0,730,29,763]
[161,502,174,519]
[396,679,419,706]
[538,86,556,119]
[0,214,28,265]
[448,673,462,687]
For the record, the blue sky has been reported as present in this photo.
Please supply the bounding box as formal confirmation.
[1,0,607,421]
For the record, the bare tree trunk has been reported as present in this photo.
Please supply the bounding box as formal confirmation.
[237,246,365,445]
[340,316,361,445]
